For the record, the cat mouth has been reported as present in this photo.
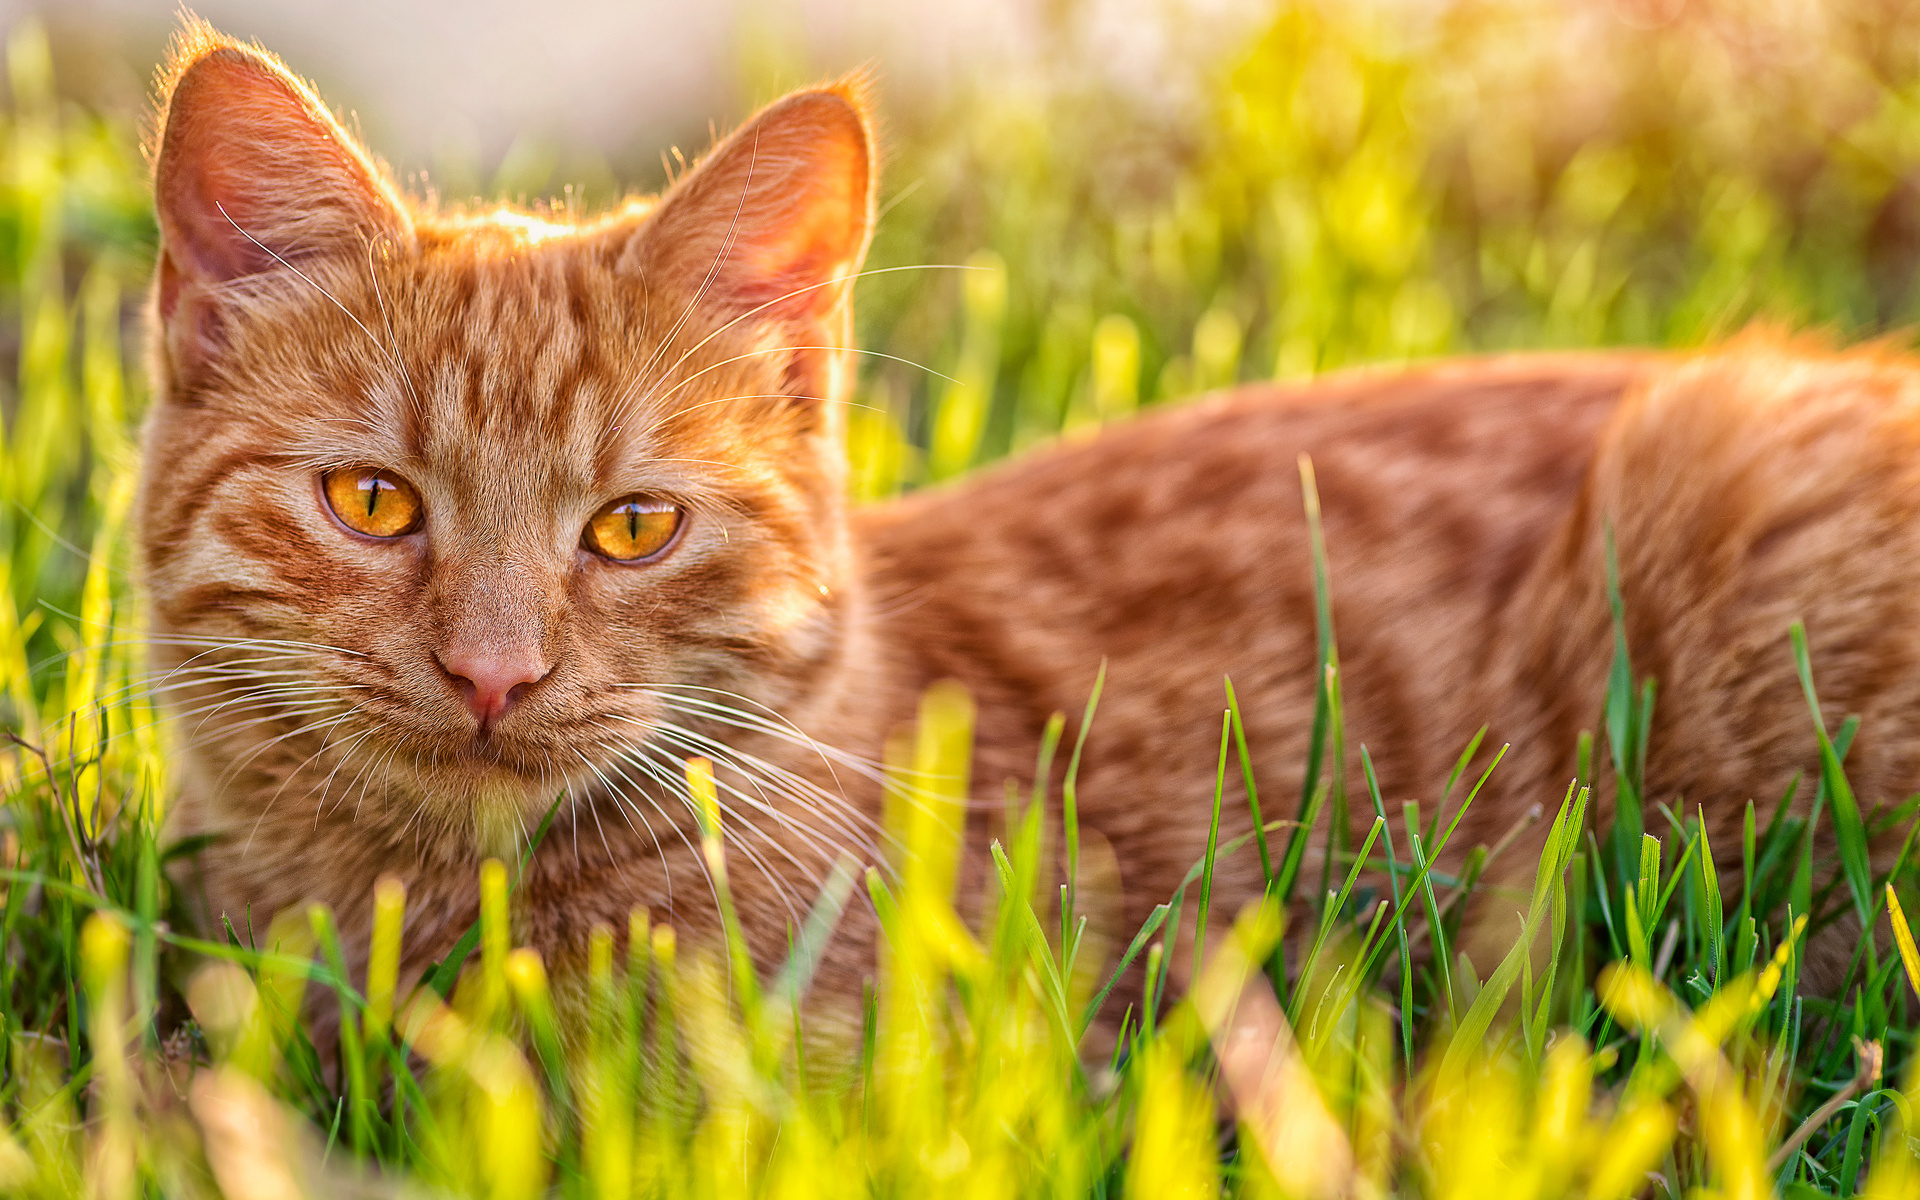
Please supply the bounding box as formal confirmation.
[359,718,562,784]
[439,731,554,774]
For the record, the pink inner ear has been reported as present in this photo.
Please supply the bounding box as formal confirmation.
[728,128,871,319]
[155,45,405,292]
[161,148,282,285]
[640,87,874,326]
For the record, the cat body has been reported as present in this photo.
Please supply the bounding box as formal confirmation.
[142,28,1916,1021]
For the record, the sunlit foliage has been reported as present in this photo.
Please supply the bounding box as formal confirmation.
[8,4,1920,1196]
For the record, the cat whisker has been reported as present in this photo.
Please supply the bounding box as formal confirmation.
[23,634,361,684]
[592,715,845,902]
[141,662,337,685]
[161,677,370,705]
[179,700,360,755]
[21,683,366,794]
[581,742,680,910]
[625,392,828,445]
[588,739,730,922]
[610,128,768,429]
[364,233,427,421]
[350,737,407,825]
[635,716,883,858]
[565,771,589,868]
[230,705,374,851]
[213,202,421,403]
[273,703,383,804]
[630,729,846,867]
[305,414,408,448]
[629,682,886,779]
[625,690,918,862]
[603,263,974,439]
[635,685,890,782]
[38,672,352,732]
[629,345,961,445]
[146,694,347,744]
[167,685,367,741]
[611,738,810,927]
[565,748,630,882]
[621,450,759,474]
[857,579,939,623]
[140,633,364,658]
[631,691,939,836]
[614,338,960,452]
[621,742,813,926]
[595,725,818,927]
[41,688,355,765]
[12,500,120,576]
[512,799,532,859]
[557,752,578,862]
[216,699,367,765]
[306,725,386,825]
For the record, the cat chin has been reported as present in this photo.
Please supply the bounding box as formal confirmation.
[376,750,567,852]
[466,785,549,861]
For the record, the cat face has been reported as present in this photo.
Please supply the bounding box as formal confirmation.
[139,28,874,847]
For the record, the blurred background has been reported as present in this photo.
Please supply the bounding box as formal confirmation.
[9,0,1920,545]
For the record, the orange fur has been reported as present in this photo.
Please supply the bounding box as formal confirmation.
[142,28,1911,1032]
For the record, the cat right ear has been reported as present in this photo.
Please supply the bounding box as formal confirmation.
[152,25,409,383]
[625,82,876,347]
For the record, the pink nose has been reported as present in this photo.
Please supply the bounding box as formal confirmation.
[438,646,550,727]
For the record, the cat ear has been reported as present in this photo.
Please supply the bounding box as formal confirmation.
[630,82,875,337]
[152,26,409,379]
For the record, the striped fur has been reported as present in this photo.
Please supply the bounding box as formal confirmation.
[143,24,1920,1030]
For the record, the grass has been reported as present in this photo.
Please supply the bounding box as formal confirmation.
[8,4,1920,1196]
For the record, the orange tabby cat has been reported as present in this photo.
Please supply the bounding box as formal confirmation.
[143,24,1906,1023]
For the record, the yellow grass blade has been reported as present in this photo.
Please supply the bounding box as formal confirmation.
[1887,884,1920,998]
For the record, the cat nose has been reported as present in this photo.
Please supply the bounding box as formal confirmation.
[437,645,551,727]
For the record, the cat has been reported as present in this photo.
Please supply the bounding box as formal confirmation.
[142,22,1909,1031]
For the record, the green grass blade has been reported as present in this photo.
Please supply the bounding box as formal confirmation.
[1192,709,1231,987]
[1603,526,1645,890]
[1407,823,1454,1021]
[1362,748,1420,1067]
[1060,660,1107,946]
[1297,454,1348,913]
[308,904,371,1155]
[1699,810,1725,987]
[422,790,565,1002]
[1790,621,1874,927]
[1431,725,1488,846]
[1224,676,1272,885]
[1441,782,1586,1078]
[771,855,860,1009]
[1290,814,1385,1024]
[1080,903,1169,1035]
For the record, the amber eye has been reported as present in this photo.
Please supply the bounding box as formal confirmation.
[584,496,683,562]
[322,469,423,538]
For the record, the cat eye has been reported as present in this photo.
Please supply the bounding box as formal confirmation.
[322,468,423,538]
[584,496,684,562]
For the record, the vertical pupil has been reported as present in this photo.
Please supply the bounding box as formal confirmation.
[364,475,382,519]
[626,506,640,543]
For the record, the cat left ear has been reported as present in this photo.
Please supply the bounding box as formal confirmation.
[629,80,876,339]
[152,23,410,381]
